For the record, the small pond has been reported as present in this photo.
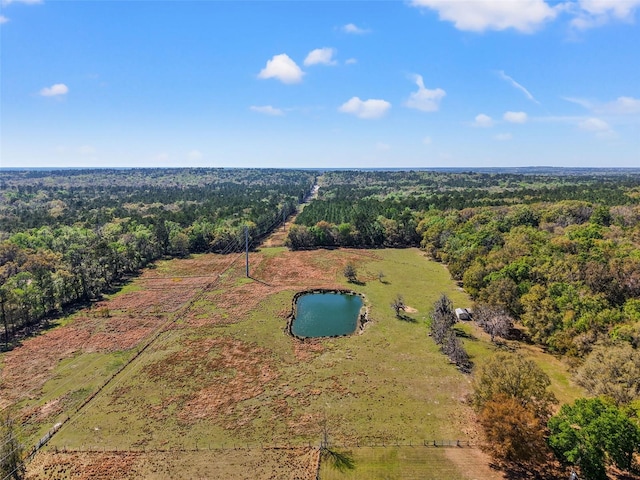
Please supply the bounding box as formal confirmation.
[291,292,364,338]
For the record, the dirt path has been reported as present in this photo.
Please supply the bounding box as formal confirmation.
[261,184,318,248]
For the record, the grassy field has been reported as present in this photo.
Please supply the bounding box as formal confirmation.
[0,247,583,478]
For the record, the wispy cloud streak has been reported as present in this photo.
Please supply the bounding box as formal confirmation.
[497,70,540,104]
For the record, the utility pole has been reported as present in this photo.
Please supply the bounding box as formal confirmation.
[245,225,249,277]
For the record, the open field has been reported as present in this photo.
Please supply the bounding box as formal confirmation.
[0,247,583,478]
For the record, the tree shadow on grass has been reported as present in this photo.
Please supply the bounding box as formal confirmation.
[494,455,570,480]
[453,328,478,340]
[102,274,138,296]
[396,313,418,323]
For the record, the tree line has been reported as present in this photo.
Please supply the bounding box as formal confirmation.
[290,171,640,357]
[429,295,640,479]
[0,168,317,349]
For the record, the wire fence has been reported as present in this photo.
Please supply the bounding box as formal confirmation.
[40,438,481,455]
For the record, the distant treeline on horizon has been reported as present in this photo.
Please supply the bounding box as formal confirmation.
[3,166,640,175]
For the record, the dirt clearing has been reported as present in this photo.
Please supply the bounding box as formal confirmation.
[27,448,319,480]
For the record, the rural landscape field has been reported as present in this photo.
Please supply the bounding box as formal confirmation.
[2,168,640,479]
[3,0,640,477]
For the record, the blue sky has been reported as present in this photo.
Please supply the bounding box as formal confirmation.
[1,0,639,168]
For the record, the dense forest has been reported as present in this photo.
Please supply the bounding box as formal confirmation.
[288,169,640,476]
[0,168,317,349]
[3,167,640,478]
[3,167,640,357]
[289,170,640,355]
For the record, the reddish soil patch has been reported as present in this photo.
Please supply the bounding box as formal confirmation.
[261,223,292,248]
[152,253,235,277]
[111,277,207,314]
[0,258,220,410]
[293,339,324,361]
[185,280,274,327]
[1,327,90,409]
[0,312,166,409]
[183,249,372,329]
[27,448,320,480]
[251,249,374,290]
[28,451,141,480]
[20,397,65,425]
[144,336,279,425]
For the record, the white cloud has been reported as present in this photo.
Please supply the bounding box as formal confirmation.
[423,136,432,145]
[579,117,615,138]
[342,23,370,34]
[409,0,558,33]
[375,142,391,151]
[504,111,528,123]
[598,96,640,115]
[404,74,446,112]
[495,133,513,141]
[39,83,68,97]
[304,47,337,67]
[571,0,640,29]
[563,95,640,115]
[579,117,611,131]
[250,105,284,116]
[156,153,170,162]
[2,0,43,5]
[258,54,304,84]
[339,97,391,119]
[345,58,358,65]
[473,114,494,127]
[0,15,8,24]
[497,71,539,104]
[188,150,203,161]
[562,96,594,109]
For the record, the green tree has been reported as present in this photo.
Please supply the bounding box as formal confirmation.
[548,397,640,480]
[575,344,640,405]
[472,353,557,419]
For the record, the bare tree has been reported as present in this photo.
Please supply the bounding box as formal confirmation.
[430,294,457,345]
[430,295,471,372]
[391,294,405,317]
[343,264,357,283]
[442,330,472,373]
[474,304,513,342]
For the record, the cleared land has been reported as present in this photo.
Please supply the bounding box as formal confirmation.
[0,247,582,478]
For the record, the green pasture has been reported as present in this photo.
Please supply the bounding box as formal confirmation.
[318,446,504,480]
[8,247,583,477]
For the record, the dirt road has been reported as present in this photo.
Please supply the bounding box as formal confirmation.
[261,184,318,248]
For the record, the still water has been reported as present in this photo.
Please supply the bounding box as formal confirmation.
[291,293,363,338]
